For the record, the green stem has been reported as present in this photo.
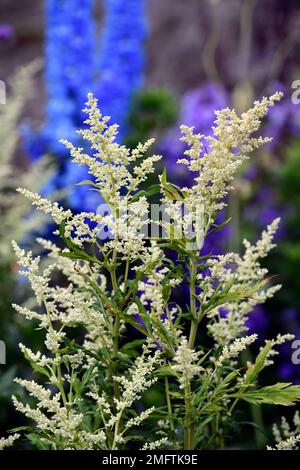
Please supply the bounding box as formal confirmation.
[166,305,179,348]
[43,299,69,412]
[164,369,175,433]
[241,350,266,448]
[188,320,199,351]
[188,256,198,350]
[250,402,266,449]
[112,314,120,401]
[184,256,198,450]
[183,382,194,449]
[57,362,68,411]
[112,414,121,449]
[124,257,130,285]
[110,201,120,400]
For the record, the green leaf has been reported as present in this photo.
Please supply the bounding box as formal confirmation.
[120,339,145,356]
[119,311,148,336]
[149,315,175,352]
[131,184,161,203]
[208,217,232,235]
[232,382,300,406]
[160,166,185,201]
[161,166,167,185]
[217,369,240,392]
[203,280,263,317]
[155,365,178,378]
[195,376,213,406]
[244,341,273,385]
[72,364,96,397]
[59,220,100,264]
[76,179,98,188]
[63,338,100,361]
[27,432,50,450]
[158,241,187,256]
[9,425,37,433]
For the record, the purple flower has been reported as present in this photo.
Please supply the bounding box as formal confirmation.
[282,308,299,323]
[244,165,258,182]
[243,186,285,240]
[278,363,299,382]
[202,210,232,256]
[160,82,230,183]
[277,331,300,384]
[246,305,268,335]
[263,81,300,149]
[258,207,281,227]
[180,83,229,133]
[0,24,13,40]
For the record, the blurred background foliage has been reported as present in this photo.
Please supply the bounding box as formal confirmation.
[1,0,300,448]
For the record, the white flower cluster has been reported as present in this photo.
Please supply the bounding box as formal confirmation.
[37,237,102,288]
[8,90,297,451]
[61,93,161,203]
[138,268,178,342]
[0,434,20,451]
[268,412,300,450]
[174,93,282,228]
[16,188,72,225]
[159,94,282,254]
[12,379,106,450]
[216,334,258,366]
[142,437,169,450]
[205,219,281,346]
[114,348,161,410]
[171,337,203,388]
[88,347,161,449]
[17,95,164,262]
[263,333,295,367]
[267,435,300,451]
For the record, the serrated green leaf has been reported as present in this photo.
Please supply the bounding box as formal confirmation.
[244,341,273,385]
[231,382,300,406]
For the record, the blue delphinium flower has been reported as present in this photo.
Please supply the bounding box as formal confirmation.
[23,0,147,212]
[67,0,96,122]
[45,0,95,156]
[45,0,97,210]
[95,0,148,141]
[23,0,93,162]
